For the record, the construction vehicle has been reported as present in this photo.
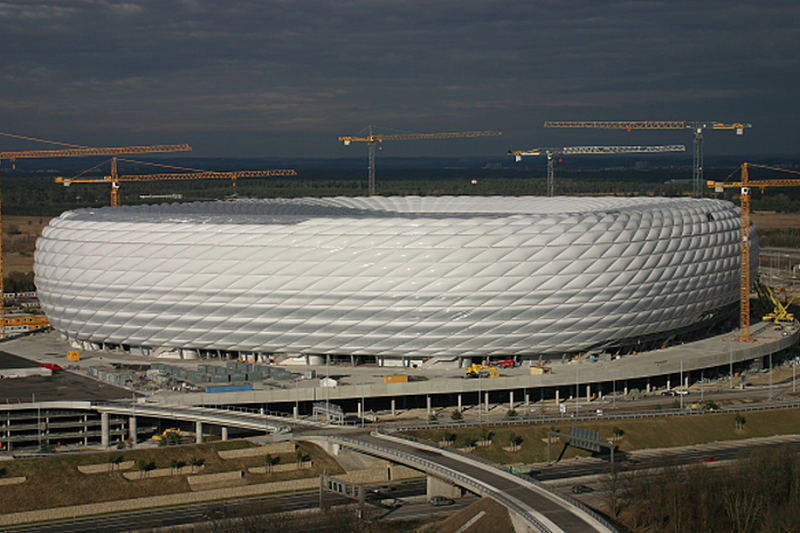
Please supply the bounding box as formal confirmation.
[0,131,191,338]
[339,126,501,195]
[465,364,500,378]
[55,158,297,206]
[510,144,685,197]
[707,162,800,341]
[152,428,181,441]
[486,358,516,368]
[544,120,751,197]
[755,278,796,325]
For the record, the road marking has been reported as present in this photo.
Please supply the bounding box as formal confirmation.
[454,510,486,533]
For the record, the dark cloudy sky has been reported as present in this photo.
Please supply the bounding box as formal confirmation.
[1,0,798,158]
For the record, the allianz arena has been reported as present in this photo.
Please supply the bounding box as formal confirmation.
[34,196,749,360]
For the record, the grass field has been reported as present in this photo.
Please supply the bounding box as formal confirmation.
[406,407,800,465]
[0,439,343,514]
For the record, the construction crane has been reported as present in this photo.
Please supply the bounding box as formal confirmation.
[707,162,800,342]
[339,126,502,195]
[543,121,751,198]
[55,158,298,206]
[0,131,191,338]
[509,144,685,197]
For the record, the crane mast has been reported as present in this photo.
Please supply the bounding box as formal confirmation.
[0,134,191,338]
[544,120,751,197]
[707,162,800,342]
[339,126,502,195]
[510,144,685,197]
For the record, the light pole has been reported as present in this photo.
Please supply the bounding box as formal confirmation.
[478,373,482,423]
[680,360,684,409]
[294,378,299,420]
[769,353,773,401]
[729,344,734,389]
[575,367,579,416]
[612,379,616,410]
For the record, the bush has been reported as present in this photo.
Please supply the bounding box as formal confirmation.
[506,409,518,418]
[450,410,463,421]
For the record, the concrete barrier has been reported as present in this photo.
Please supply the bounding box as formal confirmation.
[0,477,26,486]
[217,441,294,459]
[187,470,245,491]
[122,465,200,480]
[78,461,135,474]
[248,461,312,474]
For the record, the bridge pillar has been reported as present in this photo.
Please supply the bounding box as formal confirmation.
[100,412,109,448]
[221,427,228,441]
[195,421,203,444]
[390,399,396,416]
[509,391,514,411]
[457,394,462,412]
[427,475,462,499]
[128,416,137,444]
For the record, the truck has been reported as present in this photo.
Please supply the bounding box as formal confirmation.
[465,364,500,378]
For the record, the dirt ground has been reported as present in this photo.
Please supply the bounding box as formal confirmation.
[751,211,800,229]
[2,215,52,274]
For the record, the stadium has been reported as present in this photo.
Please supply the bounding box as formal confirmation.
[34,196,750,363]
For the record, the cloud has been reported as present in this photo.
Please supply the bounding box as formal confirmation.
[0,0,797,156]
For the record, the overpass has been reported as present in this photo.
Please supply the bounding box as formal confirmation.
[323,431,618,533]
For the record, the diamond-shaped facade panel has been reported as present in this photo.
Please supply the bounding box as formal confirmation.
[34,196,751,358]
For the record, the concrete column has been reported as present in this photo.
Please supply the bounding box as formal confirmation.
[260,407,265,415]
[100,412,109,448]
[391,399,396,416]
[509,391,514,411]
[293,405,299,418]
[555,389,560,406]
[221,427,228,441]
[598,388,603,400]
[427,475,462,499]
[624,383,629,396]
[684,375,689,388]
[524,392,530,408]
[646,380,651,393]
[128,416,137,444]
[195,421,203,444]
[426,395,431,417]
[358,401,363,419]
[484,392,489,412]
[667,377,671,389]
[586,384,591,402]
[83,414,89,446]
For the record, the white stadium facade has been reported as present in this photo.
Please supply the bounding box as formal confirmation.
[34,196,752,363]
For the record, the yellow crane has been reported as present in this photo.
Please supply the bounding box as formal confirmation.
[707,162,800,341]
[339,126,502,195]
[55,158,298,206]
[0,131,191,337]
[543,120,751,198]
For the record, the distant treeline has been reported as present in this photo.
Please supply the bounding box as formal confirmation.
[3,159,800,216]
